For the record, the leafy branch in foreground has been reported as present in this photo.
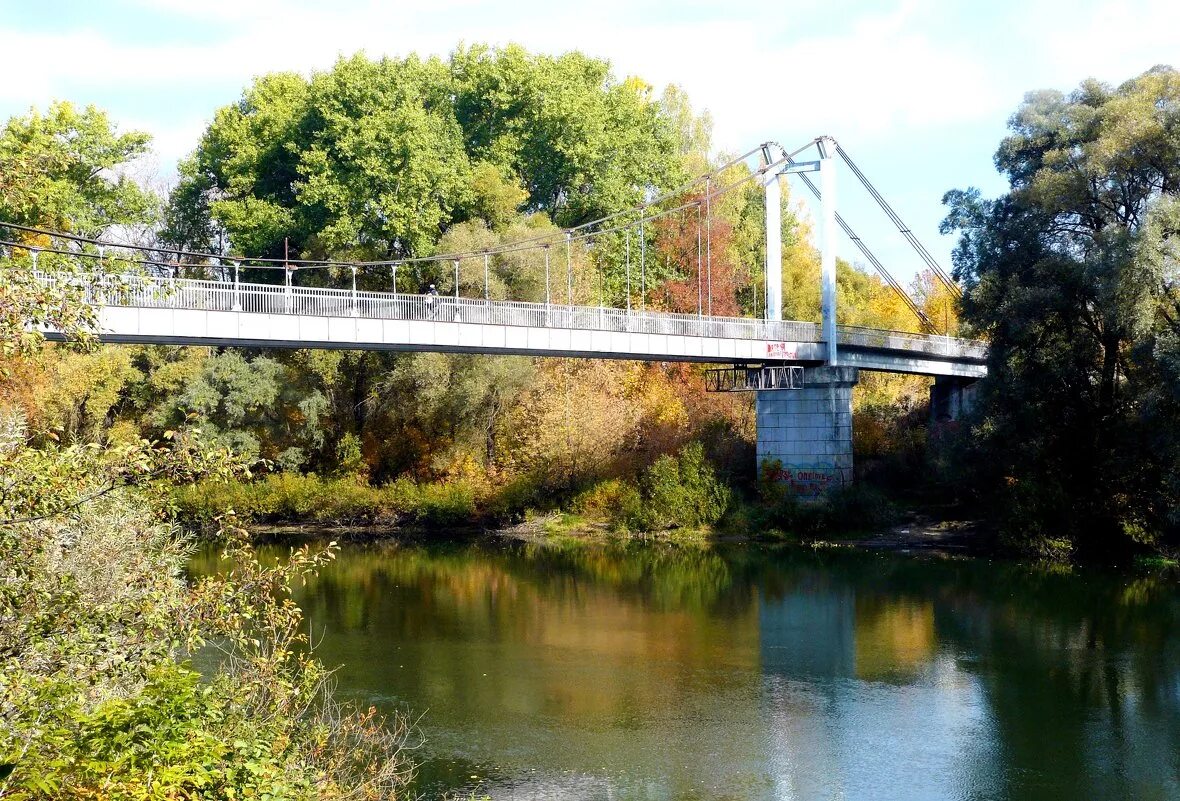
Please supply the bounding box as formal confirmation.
[0,413,417,799]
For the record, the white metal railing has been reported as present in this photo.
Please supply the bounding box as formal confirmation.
[34,271,988,362]
[836,325,988,360]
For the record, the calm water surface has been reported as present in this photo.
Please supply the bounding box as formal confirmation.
[194,539,1180,800]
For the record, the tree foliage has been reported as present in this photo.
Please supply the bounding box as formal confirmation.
[0,99,415,797]
[451,44,682,225]
[0,101,155,235]
[166,46,682,263]
[0,103,157,363]
[4,46,966,547]
[942,66,1180,555]
[0,416,415,798]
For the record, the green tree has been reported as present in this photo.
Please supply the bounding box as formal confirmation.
[368,351,535,476]
[942,66,1180,556]
[0,101,155,235]
[0,416,414,798]
[125,347,331,469]
[167,56,471,261]
[0,103,157,362]
[627,441,731,530]
[450,44,683,225]
[168,46,686,264]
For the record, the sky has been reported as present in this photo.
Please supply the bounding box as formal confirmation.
[2,0,1179,285]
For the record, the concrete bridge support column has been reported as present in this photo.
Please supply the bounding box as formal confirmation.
[757,366,858,495]
[929,376,979,423]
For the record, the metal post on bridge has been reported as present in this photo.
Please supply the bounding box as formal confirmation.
[761,145,782,323]
[391,263,399,317]
[96,245,106,305]
[350,266,359,317]
[696,202,703,317]
[483,252,490,301]
[625,229,631,316]
[453,259,461,322]
[543,246,551,326]
[819,137,838,366]
[639,210,646,312]
[592,234,604,329]
[566,231,573,306]
[232,262,241,311]
[706,175,713,317]
[283,237,292,314]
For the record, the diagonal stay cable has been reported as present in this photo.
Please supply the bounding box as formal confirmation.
[832,144,961,298]
[782,151,939,334]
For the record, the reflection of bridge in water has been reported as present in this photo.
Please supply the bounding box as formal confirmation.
[9,136,987,493]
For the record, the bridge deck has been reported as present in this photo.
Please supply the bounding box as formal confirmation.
[41,273,988,378]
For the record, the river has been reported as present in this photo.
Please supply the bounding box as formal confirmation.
[192,538,1180,800]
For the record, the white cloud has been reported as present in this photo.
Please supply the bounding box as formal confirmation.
[6,0,1179,159]
[4,0,1179,281]
[1029,0,1180,86]
[6,0,1170,166]
[0,0,1008,160]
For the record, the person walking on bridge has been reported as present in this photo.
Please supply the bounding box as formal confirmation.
[425,283,439,318]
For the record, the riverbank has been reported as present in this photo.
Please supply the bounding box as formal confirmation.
[173,462,906,544]
[172,447,732,541]
[838,513,990,557]
[230,504,992,563]
[495,516,993,562]
[174,472,1178,566]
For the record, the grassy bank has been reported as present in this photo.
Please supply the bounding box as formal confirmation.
[172,452,903,543]
[172,472,480,529]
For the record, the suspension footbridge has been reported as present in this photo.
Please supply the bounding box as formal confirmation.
[3,136,987,493]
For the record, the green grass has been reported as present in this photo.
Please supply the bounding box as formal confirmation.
[172,472,476,529]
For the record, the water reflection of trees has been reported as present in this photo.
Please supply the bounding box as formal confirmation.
[190,541,1180,800]
[751,551,1180,800]
[278,539,768,799]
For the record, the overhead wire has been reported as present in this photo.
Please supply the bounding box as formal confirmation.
[833,144,961,298]
[3,136,956,337]
[775,142,943,333]
[783,161,938,333]
[0,140,814,277]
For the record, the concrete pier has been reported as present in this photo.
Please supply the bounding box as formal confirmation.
[929,375,979,423]
[756,366,858,495]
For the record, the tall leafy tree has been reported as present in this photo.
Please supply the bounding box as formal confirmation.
[942,66,1180,555]
[166,58,471,261]
[450,44,682,226]
[0,103,156,364]
[167,46,685,263]
[0,101,155,235]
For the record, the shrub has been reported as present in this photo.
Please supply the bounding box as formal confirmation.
[334,432,368,480]
[749,478,899,538]
[571,479,629,517]
[486,473,544,524]
[825,484,899,531]
[174,473,400,526]
[410,481,478,527]
[621,442,732,532]
[571,478,644,531]
[675,441,734,527]
[0,419,414,798]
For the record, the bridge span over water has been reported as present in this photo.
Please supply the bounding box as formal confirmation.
[53,274,986,379]
[10,136,987,494]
